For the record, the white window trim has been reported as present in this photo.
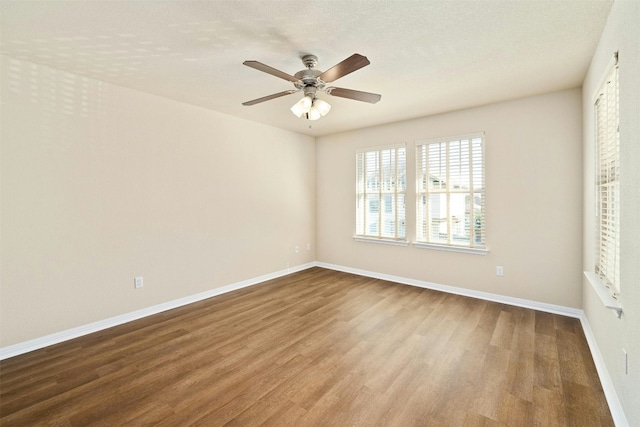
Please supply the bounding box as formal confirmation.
[353,236,409,246]
[355,143,407,241]
[415,132,486,147]
[584,271,623,318]
[355,142,406,154]
[413,242,488,255]
[593,54,620,298]
[415,132,486,251]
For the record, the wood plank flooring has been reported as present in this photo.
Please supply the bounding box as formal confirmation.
[0,267,614,426]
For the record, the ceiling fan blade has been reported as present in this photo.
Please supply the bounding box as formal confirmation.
[318,54,370,83]
[243,60,299,83]
[326,87,381,104]
[242,90,298,106]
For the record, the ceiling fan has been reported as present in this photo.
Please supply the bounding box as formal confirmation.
[242,53,381,120]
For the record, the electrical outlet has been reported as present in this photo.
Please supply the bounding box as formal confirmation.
[496,266,504,277]
[294,246,299,254]
[134,276,143,289]
[307,243,311,251]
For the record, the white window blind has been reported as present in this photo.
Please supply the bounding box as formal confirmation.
[595,62,620,295]
[355,145,406,240]
[416,134,485,249]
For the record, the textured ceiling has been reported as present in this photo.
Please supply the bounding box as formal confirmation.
[0,0,613,137]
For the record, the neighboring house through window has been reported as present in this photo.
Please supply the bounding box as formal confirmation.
[355,144,406,241]
[415,134,486,253]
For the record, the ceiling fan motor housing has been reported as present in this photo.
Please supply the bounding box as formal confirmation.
[294,69,324,91]
[302,86,318,98]
[301,54,318,69]
[293,55,326,95]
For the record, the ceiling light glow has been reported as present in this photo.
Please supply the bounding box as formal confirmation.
[291,96,331,120]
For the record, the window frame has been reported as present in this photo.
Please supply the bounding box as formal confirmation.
[354,143,407,244]
[594,59,620,297]
[414,133,487,255]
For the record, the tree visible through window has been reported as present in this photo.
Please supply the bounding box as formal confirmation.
[416,134,485,249]
[355,145,406,240]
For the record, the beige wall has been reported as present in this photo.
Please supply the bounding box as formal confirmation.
[1,4,637,421]
[0,57,316,347]
[317,89,583,308]
[582,0,640,425]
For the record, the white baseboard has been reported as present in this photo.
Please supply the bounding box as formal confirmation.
[316,262,582,318]
[317,261,628,427]
[0,262,316,361]
[1,261,628,426]
[579,315,629,427]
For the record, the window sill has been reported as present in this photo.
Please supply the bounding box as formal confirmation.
[413,242,489,255]
[584,271,623,318]
[353,236,409,247]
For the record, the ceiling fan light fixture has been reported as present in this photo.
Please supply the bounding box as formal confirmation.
[307,106,322,121]
[244,53,380,120]
[292,97,331,120]
[290,96,313,118]
[313,98,331,116]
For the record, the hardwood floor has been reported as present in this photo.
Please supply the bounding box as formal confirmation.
[0,267,614,426]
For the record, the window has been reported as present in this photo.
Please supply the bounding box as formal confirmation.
[355,144,406,241]
[595,61,620,296]
[416,134,485,252]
